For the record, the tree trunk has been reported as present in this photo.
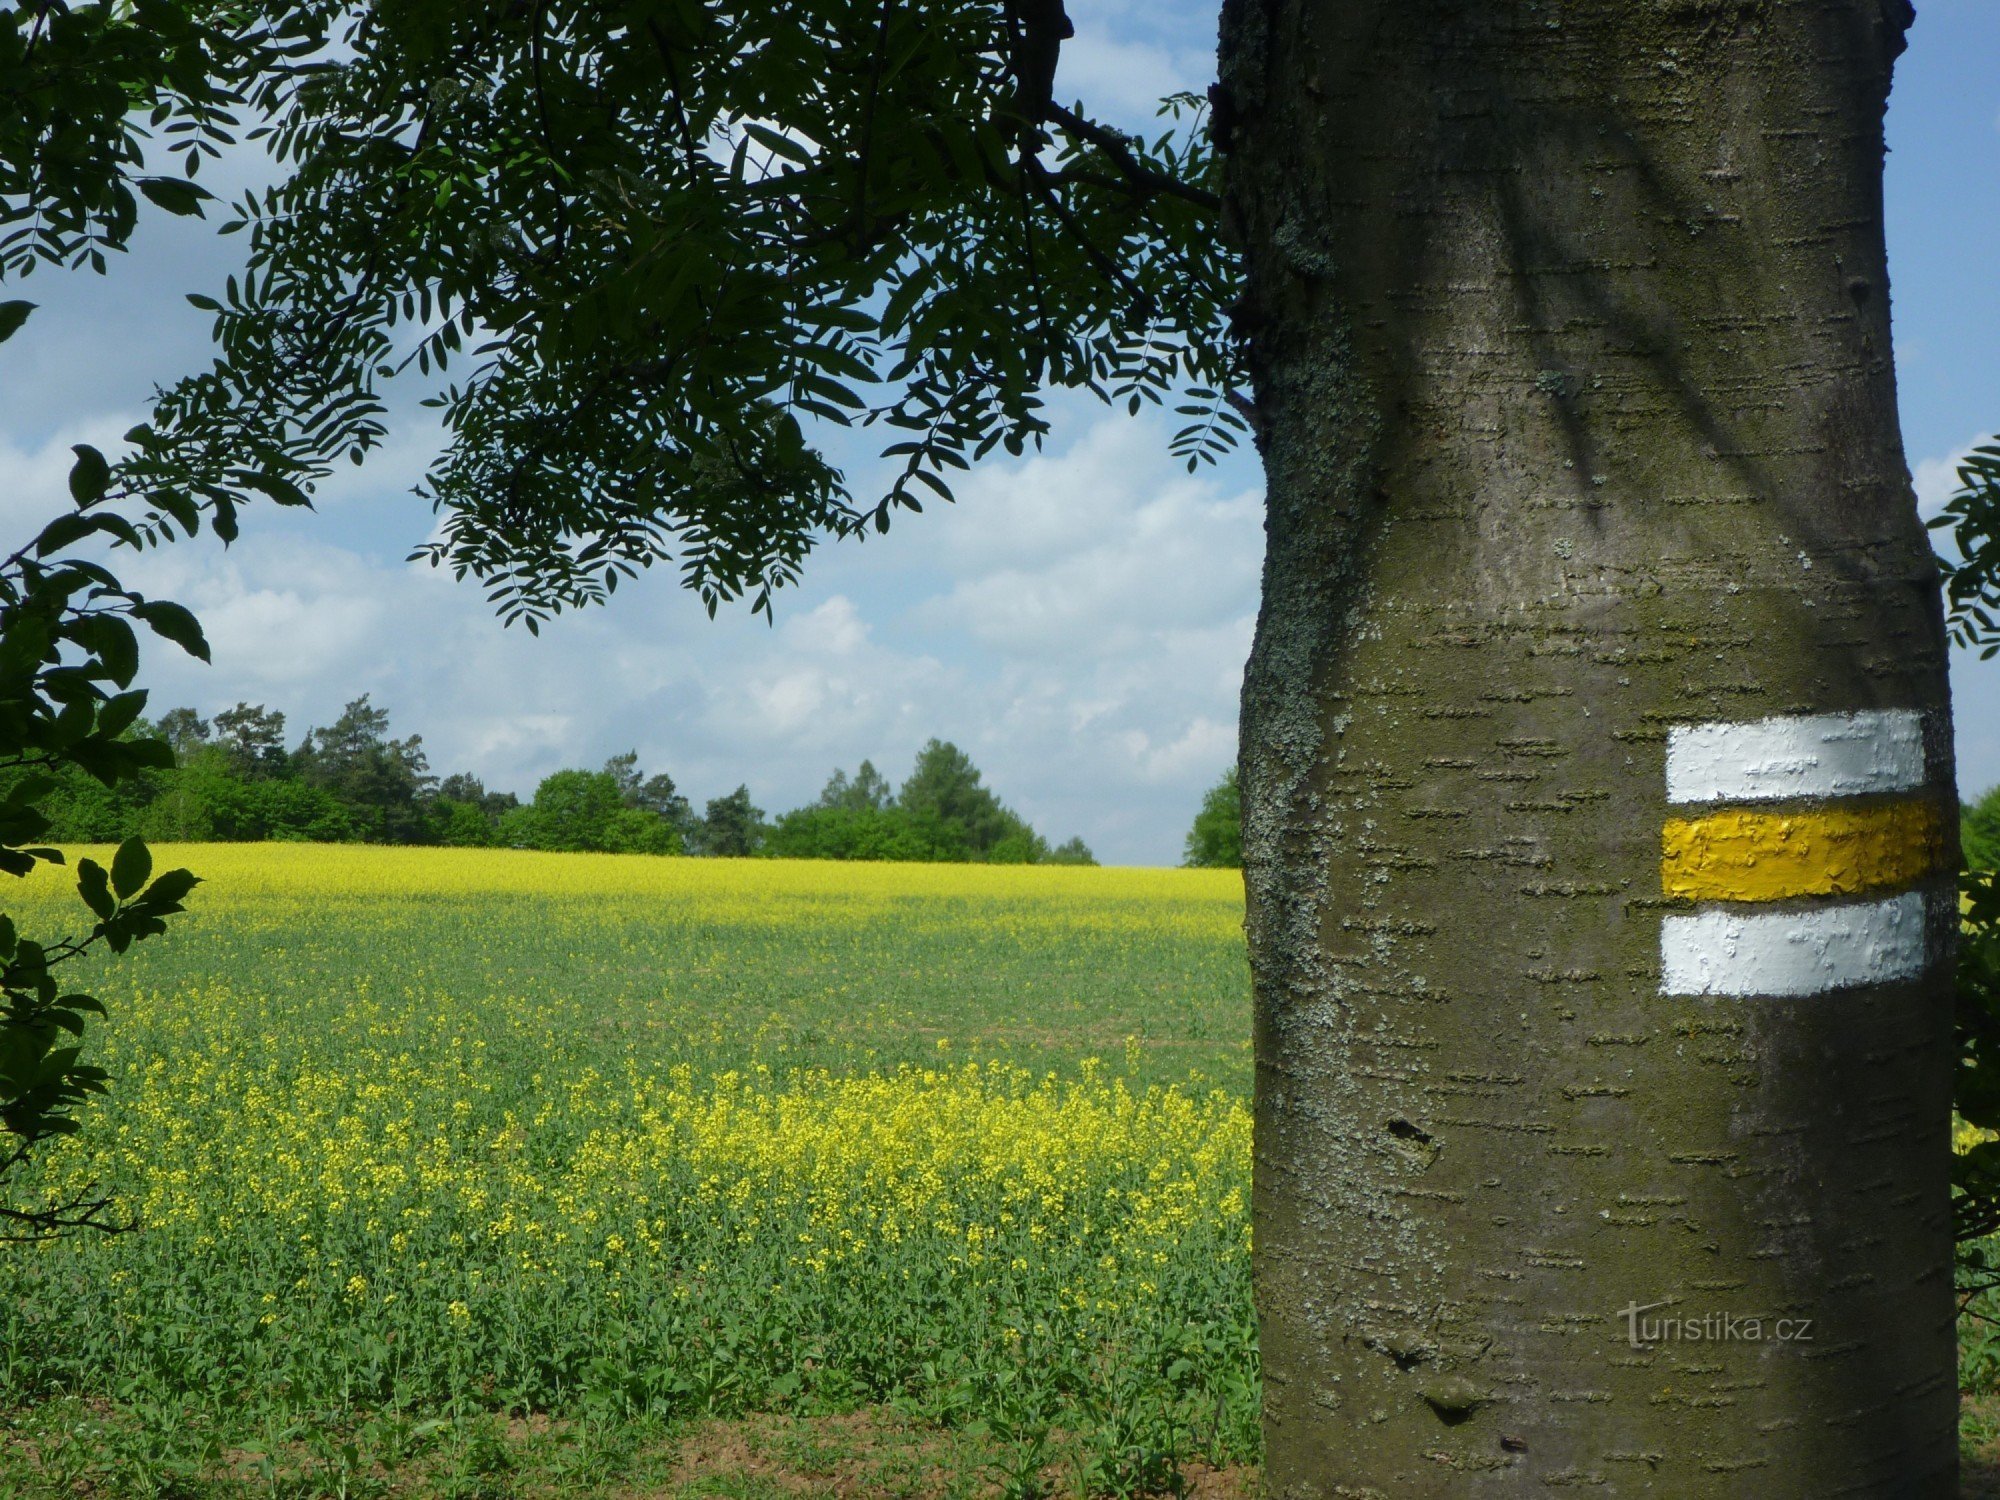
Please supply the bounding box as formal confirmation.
[1217,2,1957,1493]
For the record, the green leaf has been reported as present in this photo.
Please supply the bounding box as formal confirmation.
[0,1028,49,1087]
[68,615,139,687]
[136,177,212,217]
[152,489,201,533]
[67,446,112,507]
[96,689,148,739]
[34,513,101,556]
[110,838,152,901]
[742,122,815,167]
[76,859,115,921]
[131,600,210,662]
[142,868,202,907]
[231,469,312,508]
[37,1044,81,1086]
[0,301,35,344]
[122,736,176,770]
[798,304,875,333]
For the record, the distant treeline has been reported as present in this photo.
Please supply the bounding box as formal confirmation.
[24,696,1095,864]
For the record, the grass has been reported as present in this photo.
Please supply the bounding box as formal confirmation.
[0,846,1257,1498]
[7,843,2000,1495]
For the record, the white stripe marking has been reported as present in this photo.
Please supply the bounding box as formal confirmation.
[1664,710,1925,805]
[1659,891,1930,996]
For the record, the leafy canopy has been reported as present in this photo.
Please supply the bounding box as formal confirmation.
[1932,444,2000,659]
[1182,765,1240,870]
[153,0,1241,628]
[1927,447,2000,1279]
[1,3,1225,1230]
[0,0,314,1237]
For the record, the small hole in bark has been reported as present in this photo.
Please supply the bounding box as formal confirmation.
[1386,1118,1432,1146]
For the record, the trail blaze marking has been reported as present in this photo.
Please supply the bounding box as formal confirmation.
[1659,891,1929,998]
[1658,710,1939,997]
[1664,709,1925,804]
[1660,801,1942,903]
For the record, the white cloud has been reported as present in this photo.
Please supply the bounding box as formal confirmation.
[83,397,2000,859]
[462,714,574,767]
[104,411,1263,863]
[0,413,145,538]
[1913,435,1990,522]
[915,418,1261,653]
[1056,24,1211,125]
[1116,714,1237,784]
[786,595,870,658]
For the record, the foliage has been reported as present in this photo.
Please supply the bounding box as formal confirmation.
[1957,863,2000,1275]
[1931,443,2000,660]
[155,0,1239,629]
[1046,835,1098,866]
[817,759,894,814]
[427,795,498,848]
[1960,791,2000,1293]
[1928,447,2000,1289]
[0,0,326,1236]
[0,1,1201,1243]
[764,802,931,862]
[211,701,289,779]
[0,0,262,281]
[764,744,1088,864]
[24,696,1104,865]
[0,846,1254,1488]
[429,772,520,847]
[508,767,684,855]
[605,750,696,843]
[899,739,1033,859]
[293,695,436,843]
[155,751,354,842]
[1967,784,2000,874]
[0,608,214,1236]
[1182,766,1240,869]
[27,699,435,847]
[695,785,767,858]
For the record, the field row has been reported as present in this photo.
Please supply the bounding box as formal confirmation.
[1,847,1256,1497]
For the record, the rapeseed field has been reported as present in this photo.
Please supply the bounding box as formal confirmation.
[0,847,1257,1496]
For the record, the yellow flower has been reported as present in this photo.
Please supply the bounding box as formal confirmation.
[0,844,1253,1419]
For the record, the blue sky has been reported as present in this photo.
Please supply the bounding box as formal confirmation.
[1887,0,2000,806]
[1,3,1995,864]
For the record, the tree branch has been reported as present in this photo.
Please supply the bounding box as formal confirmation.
[1002,0,1070,145]
[1020,156,1156,320]
[1046,103,1220,213]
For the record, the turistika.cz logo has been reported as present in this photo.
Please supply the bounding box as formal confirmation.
[1617,1299,1815,1350]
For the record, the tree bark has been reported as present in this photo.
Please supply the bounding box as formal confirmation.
[1217,1,1956,1493]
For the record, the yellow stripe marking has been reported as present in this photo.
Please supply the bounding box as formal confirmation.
[1660,800,1941,903]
